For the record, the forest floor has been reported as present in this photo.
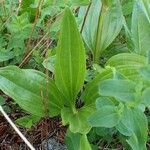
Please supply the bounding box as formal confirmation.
[0,94,67,150]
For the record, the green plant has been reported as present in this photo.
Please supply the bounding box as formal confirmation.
[0,7,94,149]
[0,0,150,149]
[88,76,148,150]
[79,0,123,63]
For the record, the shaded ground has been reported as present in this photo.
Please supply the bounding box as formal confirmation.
[0,94,67,150]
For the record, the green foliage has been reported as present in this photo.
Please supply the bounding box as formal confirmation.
[61,107,92,134]
[79,0,123,63]
[88,75,148,149]
[7,13,32,53]
[65,130,82,150]
[0,66,64,117]
[99,79,136,102]
[131,0,150,56]
[16,115,40,129]
[0,0,150,150]
[117,107,148,150]
[55,8,86,105]
[88,105,121,128]
[42,55,55,73]
[0,50,14,62]
[65,130,92,150]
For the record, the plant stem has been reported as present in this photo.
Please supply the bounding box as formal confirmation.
[19,33,49,67]
[25,0,44,54]
[0,105,35,150]
[94,3,105,64]
[80,2,91,33]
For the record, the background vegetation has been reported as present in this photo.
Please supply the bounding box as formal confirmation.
[0,0,150,149]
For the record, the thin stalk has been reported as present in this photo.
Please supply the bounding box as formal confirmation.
[43,39,52,117]
[19,33,49,67]
[0,106,35,150]
[16,0,22,15]
[2,1,7,17]
[80,2,91,33]
[94,3,105,63]
[19,9,63,67]
[25,0,44,53]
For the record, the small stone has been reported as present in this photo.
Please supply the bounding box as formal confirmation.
[42,138,67,150]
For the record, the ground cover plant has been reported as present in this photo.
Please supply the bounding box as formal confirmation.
[0,0,150,149]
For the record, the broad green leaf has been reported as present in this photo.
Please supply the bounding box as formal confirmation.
[79,0,101,50]
[65,131,91,150]
[79,0,123,63]
[127,109,147,150]
[81,69,113,105]
[116,107,134,137]
[106,53,146,67]
[106,53,146,80]
[95,97,114,109]
[127,134,141,150]
[88,106,120,128]
[116,107,147,150]
[79,134,91,150]
[65,130,81,150]
[0,66,65,117]
[42,55,55,73]
[0,50,14,62]
[55,8,86,105]
[131,0,150,56]
[95,127,112,137]
[81,53,146,105]
[61,106,94,134]
[16,115,40,129]
[99,79,136,102]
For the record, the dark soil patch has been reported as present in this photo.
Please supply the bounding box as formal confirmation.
[0,94,67,150]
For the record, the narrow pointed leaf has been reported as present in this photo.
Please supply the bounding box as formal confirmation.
[55,8,86,104]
